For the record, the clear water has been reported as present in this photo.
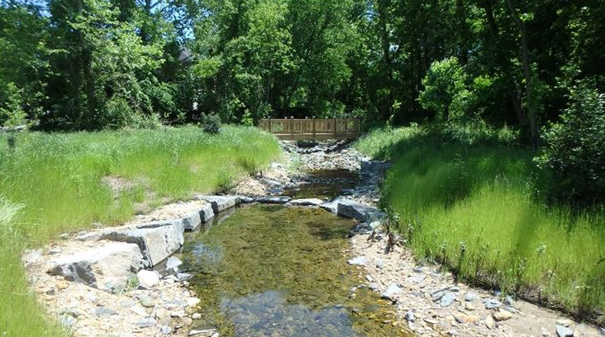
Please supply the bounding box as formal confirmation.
[284,169,359,200]
[181,205,412,337]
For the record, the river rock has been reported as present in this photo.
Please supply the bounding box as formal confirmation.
[483,298,502,309]
[257,196,291,204]
[493,309,513,321]
[137,270,160,289]
[599,327,605,336]
[381,284,402,301]
[48,242,142,292]
[348,256,367,266]
[200,196,240,213]
[289,198,325,206]
[440,292,457,307]
[166,256,183,271]
[101,220,184,268]
[556,325,574,337]
[189,329,218,336]
[485,314,496,329]
[455,313,480,324]
[336,199,385,222]
[320,197,346,213]
[405,311,416,322]
[465,292,478,302]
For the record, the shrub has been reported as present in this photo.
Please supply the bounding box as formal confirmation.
[200,113,222,134]
[418,57,468,121]
[536,81,605,204]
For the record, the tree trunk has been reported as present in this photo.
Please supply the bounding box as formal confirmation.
[506,0,538,149]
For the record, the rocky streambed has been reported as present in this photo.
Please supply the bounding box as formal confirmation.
[24,140,604,337]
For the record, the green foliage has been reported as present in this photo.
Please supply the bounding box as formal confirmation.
[0,83,26,127]
[200,113,222,134]
[357,125,605,315]
[419,57,469,121]
[537,81,605,204]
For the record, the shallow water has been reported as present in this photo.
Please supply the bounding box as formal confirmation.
[284,169,358,200]
[181,205,411,337]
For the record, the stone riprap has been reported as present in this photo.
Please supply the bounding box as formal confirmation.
[101,220,184,268]
[199,195,240,214]
[48,242,142,293]
[334,198,386,222]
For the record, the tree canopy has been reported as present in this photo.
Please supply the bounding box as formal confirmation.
[1,0,604,137]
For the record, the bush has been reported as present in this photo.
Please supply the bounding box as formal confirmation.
[536,81,605,204]
[200,113,221,134]
[418,57,468,121]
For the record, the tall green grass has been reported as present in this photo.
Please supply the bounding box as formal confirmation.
[356,125,605,317]
[0,125,280,336]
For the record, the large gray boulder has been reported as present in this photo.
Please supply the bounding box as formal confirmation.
[182,211,201,231]
[334,198,386,222]
[48,242,142,292]
[200,196,240,214]
[199,203,215,222]
[101,220,184,267]
[320,197,346,213]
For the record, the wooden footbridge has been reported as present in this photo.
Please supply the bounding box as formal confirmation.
[259,118,361,140]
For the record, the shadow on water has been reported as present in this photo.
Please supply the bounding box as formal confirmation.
[181,205,412,337]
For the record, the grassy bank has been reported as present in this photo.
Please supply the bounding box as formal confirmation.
[0,125,280,336]
[356,125,605,319]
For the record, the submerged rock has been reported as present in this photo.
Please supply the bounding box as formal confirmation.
[48,242,142,292]
[288,198,325,206]
[257,196,291,204]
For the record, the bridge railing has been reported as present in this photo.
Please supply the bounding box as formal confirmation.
[258,118,361,140]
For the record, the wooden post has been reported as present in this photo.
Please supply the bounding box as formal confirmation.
[333,118,337,137]
[344,118,348,135]
[290,116,294,140]
[312,117,316,139]
[268,119,272,133]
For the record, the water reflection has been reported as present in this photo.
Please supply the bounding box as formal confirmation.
[220,291,359,337]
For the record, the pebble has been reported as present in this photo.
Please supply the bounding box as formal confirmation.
[464,302,477,311]
[413,267,424,273]
[465,292,478,302]
[556,319,572,327]
[503,295,515,306]
[192,313,202,320]
[137,295,155,308]
[454,313,479,324]
[405,311,416,322]
[95,307,118,316]
[381,284,402,302]
[493,309,513,321]
[136,317,157,328]
[161,325,172,334]
[542,327,552,337]
[483,298,502,309]
[556,325,574,337]
[137,270,160,289]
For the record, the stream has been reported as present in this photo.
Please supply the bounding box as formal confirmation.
[179,170,410,337]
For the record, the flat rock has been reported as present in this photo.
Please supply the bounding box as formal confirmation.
[454,313,480,324]
[288,198,324,206]
[556,325,574,337]
[101,220,184,268]
[257,196,291,204]
[348,256,367,266]
[189,329,217,336]
[200,196,239,214]
[320,197,346,213]
[440,292,457,307]
[381,284,402,301]
[48,242,142,293]
[137,270,160,289]
[465,292,478,302]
